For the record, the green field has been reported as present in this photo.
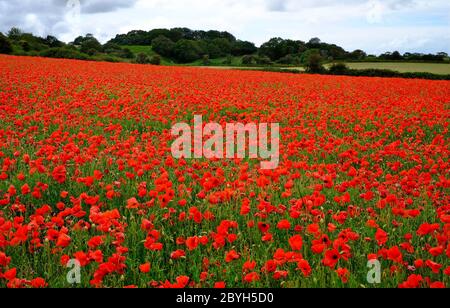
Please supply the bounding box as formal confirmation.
[339,62,450,75]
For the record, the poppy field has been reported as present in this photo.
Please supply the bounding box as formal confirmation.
[0,55,449,289]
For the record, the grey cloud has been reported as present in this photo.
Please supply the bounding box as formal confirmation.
[0,0,137,36]
[264,0,419,12]
[266,0,288,12]
[81,0,137,14]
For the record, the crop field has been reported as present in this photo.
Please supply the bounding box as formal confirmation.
[0,55,449,288]
[344,62,450,75]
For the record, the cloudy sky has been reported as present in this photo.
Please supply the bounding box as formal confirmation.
[0,0,449,54]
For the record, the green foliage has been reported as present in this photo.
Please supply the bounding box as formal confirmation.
[231,40,257,56]
[328,62,349,74]
[7,27,23,40]
[349,49,367,61]
[259,37,306,61]
[304,51,325,73]
[39,47,87,60]
[149,55,161,65]
[173,39,203,63]
[39,47,89,60]
[103,42,134,59]
[223,54,233,65]
[241,55,273,66]
[45,35,64,48]
[0,32,13,54]
[151,36,175,57]
[77,35,103,55]
[135,52,150,64]
[202,55,211,66]
[277,54,301,65]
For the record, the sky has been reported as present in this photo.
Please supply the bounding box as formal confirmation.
[0,0,449,55]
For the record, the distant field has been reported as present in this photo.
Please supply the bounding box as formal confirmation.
[122,47,450,75]
[202,62,450,76]
[341,62,450,75]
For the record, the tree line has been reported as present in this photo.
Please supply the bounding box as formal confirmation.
[0,27,448,66]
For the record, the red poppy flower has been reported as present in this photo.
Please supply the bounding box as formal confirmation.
[171,250,186,260]
[87,236,104,249]
[323,249,340,268]
[225,250,240,263]
[257,222,270,234]
[243,272,260,283]
[56,233,71,248]
[186,236,200,251]
[139,263,151,273]
[52,166,67,184]
[375,228,388,246]
[4,268,17,280]
[297,259,312,277]
[277,220,291,230]
[336,268,350,284]
[289,235,303,251]
[30,277,47,288]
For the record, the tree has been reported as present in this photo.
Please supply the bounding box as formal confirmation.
[152,36,175,57]
[149,55,161,65]
[173,39,203,63]
[45,35,64,48]
[328,62,349,74]
[259,37,305,61]
[79,35,102,54]
[307,37,321,48]
[0,33,13,54]
[210,38,232,57]
[7,27,23,40]
[391,51,403,60]
[135,52,150,64]
[232,40,257,56]
[304,51,324,73]
[349,49,367,60]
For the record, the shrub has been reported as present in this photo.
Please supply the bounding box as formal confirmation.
[328,62,349,74]
[202,55,210,66]
[255,55,272,65]
[173,39,203,63]
[277,54,301,65]
[241,55,256,65]
[149,55,162,65]
[135,52,150,64]
[152,36,175,58]
[39,47,88,60]
[305,52,325,73]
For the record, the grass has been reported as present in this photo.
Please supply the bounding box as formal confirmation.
[339,62,450,75]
